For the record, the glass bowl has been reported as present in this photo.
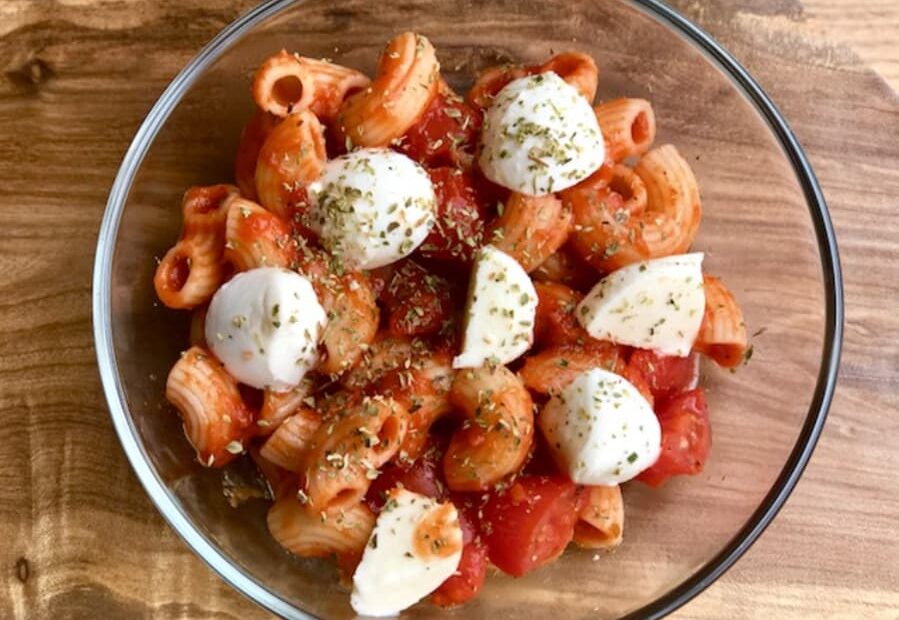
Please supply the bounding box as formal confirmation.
[92,0,843,618]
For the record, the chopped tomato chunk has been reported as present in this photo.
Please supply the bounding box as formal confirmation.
[419,168,487,263]
[627,349,699,401]
[534,281,588,346]
[379,260,453,337]
[364,445,446,512]
[398,93,482,168]
[480,476,579,577]
[638,388,711,487]
[432,506,487,606]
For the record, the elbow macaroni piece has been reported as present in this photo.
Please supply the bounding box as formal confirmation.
[301,397,409,515]
[181,184,238,237]
[537,52,598,101]
[260,408,322,472]
[258,379,315,435]
[336,32,440,148]
[252,50,370,121]
[224,197,296,271]
[155,238,223,310]
[594,98,657,163]
[339,337,454,462]
[443,366,534,492]
[301,57,372,122]
[608,163,648,214]
[165,346,254,467]
[496,193,573,272]
[234,111,279,201]
[573,485,624,549]
[466,51,598,111]
[565,144,701,272]
[380,348,455,463]
[466,64,528,110]
[154,185,238,309]
[634,145,701,253]
[489,193,573,273]
[252,50,317,118]
[255,110,327,219]
[395,351,454,462]
[268,496,376,558]
[694,275,748,368]
[519,341,625,395]
[317,272,380,376]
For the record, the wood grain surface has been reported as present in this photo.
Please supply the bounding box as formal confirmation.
[1,1,898,619]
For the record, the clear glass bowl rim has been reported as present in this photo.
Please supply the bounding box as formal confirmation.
[92,1,844,618]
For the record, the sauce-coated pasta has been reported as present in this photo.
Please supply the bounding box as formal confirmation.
[156,36,749,616]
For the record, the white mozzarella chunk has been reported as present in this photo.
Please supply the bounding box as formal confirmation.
[577,253,706,356]
[352,490,463,617]
[306,148,436,269]
[204,267,325,391]
[478,71,604,196]
[452,245,538,369]
[539,368,661,485]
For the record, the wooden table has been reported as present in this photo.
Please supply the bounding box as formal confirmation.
[2,1,897,618]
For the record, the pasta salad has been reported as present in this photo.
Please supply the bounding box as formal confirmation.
[154,32,748,617]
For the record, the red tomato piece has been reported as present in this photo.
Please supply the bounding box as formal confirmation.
[480,476,579,577]
[398,93,482,168]
[471,166,510,216]
[534,282,588,347]
[522,433,562,477]
[431,540,488,607]
[379,260,453,337]
[628,349,699,401]
[637,388,711,488]
[621,360,655,409]
[388,290,448,337]
[419,168,487,263]
[455,499,481,544]
[363,443,447,512]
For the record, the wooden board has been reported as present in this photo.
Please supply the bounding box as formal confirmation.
[1,1,897,618]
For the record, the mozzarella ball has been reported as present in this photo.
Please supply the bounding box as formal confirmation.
[539,367,661,485]
[204,267,325,391]
[479,72,604,196]
[306,148,436,269]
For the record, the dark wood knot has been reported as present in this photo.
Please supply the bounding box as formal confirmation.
[15,557,30,584]
[5,58,54,89]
